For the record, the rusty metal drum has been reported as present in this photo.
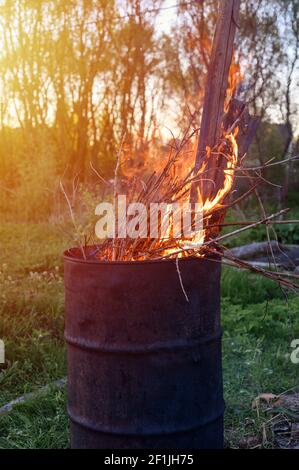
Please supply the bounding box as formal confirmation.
[64,247,224,449]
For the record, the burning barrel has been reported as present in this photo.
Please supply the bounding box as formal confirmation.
[64,247,224,449]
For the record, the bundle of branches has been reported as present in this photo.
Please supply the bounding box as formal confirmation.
[94,124,239,262]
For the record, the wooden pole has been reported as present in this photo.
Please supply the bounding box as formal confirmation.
[191,0,241,201]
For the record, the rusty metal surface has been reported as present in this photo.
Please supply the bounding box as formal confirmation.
[64,250,224,449]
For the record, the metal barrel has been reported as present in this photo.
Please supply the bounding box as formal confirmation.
[64,247,224,449]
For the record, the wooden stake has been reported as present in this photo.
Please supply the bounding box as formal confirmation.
[191,0,241,201]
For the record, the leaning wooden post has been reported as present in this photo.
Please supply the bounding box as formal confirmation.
[191,0,241,202]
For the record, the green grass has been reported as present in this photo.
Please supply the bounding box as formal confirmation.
[0,388,69,449]
[222,295,299,447]
[0,222,298,448]
[0,223,67,407]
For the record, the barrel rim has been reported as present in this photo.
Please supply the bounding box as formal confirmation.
[68,407,225,437]
[63,245,221,266]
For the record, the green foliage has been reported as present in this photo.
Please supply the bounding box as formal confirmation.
[223,203,299,247]
[221,267,286,306]
[275,224,299,244]
[288,190,299,210]
[248,122,286,166]
[224,223,299,246]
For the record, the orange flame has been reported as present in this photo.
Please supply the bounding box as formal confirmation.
[171,128,239,254]
[224,57,243,112]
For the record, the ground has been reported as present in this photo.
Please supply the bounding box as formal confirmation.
[0,222,298,449]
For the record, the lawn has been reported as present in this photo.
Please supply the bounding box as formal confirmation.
[0,222,298,449]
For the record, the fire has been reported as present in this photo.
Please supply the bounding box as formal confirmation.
[224,58,243,113]
[202,130,238,214]
[95,59,241,261]
[160,57,241,257]
[171,128,239,255]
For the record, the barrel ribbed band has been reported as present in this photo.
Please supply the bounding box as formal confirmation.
[65,329,222,355]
